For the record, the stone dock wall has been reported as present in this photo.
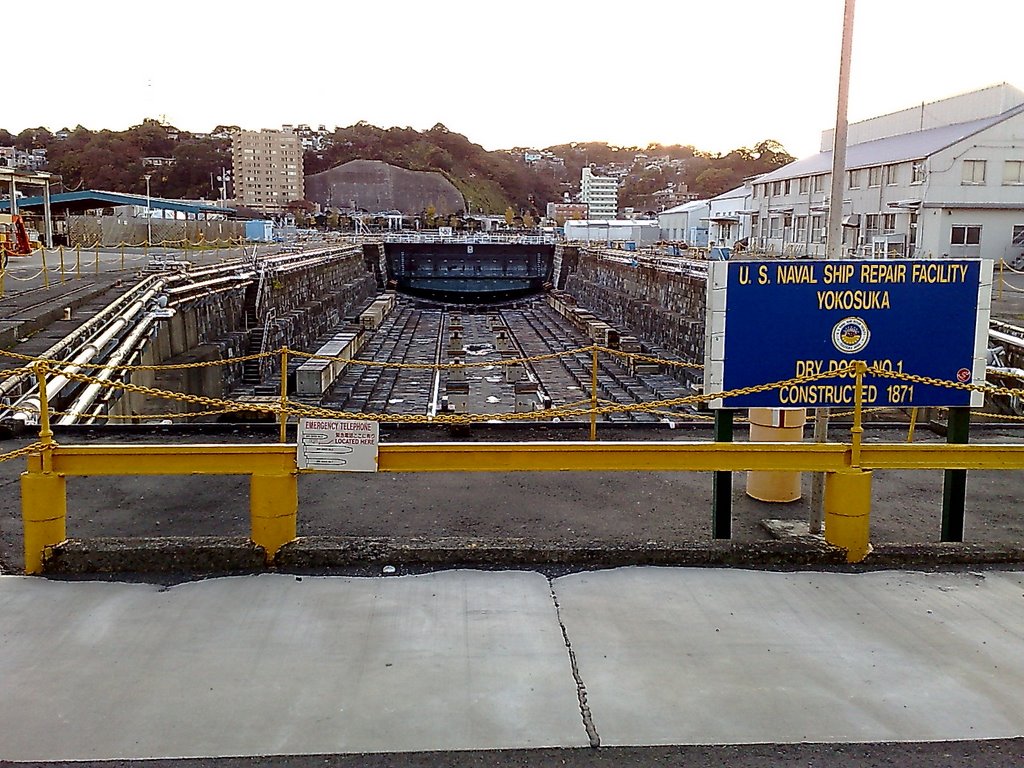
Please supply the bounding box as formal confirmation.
[562,248,707,365]
[110,245,377,418]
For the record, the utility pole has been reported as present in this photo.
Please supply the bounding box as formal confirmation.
[144,173,153,247]
[810,0,856,533]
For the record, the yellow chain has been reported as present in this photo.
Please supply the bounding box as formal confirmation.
[0,348,277,371]
[8,349,1024,426]
[593,345,703,370]
[0,441,55,464]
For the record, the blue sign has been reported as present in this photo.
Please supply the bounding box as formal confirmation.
[704,259,992,408]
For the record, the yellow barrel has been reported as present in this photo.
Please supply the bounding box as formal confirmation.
[746,408,805,502]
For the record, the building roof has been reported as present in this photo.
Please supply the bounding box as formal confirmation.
[0,190,235,216]
[710,185,748,202]
[757,103,1024,184]
[660,199,710,215]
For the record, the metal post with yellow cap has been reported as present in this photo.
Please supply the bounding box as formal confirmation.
[20,362,67,574]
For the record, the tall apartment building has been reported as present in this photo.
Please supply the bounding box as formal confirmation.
[580,166,618,220]
[231,127,304,214]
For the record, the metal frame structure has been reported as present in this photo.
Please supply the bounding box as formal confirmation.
[0,168,54,247]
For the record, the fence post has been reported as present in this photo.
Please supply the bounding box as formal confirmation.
[823,469,872,562]
[250,473,297,563]
[712,409,733,539]
[851,361,866,467]
[41,247,49,289]
[279,347,289,443]
[94,244,100,276]
[941,407,970,542]
[120,243,125,270]
[590,346,598,441]
[75,244,81,277]
[22,361,66,574]
[59,245,66,283]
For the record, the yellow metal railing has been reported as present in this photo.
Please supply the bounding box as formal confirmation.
[4,347,1024,573]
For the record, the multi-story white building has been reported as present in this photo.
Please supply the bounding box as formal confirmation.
[231,127,305,215]
[749,83,1024,263]
[580,166,618,220]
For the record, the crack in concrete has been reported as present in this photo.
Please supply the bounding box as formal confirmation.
[548,576,600,748]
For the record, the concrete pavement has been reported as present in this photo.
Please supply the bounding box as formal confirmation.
[1,567,1023,761]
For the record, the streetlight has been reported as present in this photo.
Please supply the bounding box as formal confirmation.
[143,173,152,246]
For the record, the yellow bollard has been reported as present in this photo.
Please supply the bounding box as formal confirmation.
[824,469,872,562]
[41,247,49,289]
[59,245,66,283]
[75,244,81,277]
[120,243,125,270]
[21,471,68,574]
[250,473,298,563]
[94,244,100,275]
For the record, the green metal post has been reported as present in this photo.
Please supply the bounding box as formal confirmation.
[713,409,734,539]
[941,407,970,542]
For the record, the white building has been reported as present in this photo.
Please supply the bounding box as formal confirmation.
[707,182,755,247]
[563,219,659,244]
[749,83,1024,262]
[658,199,711,246]
[580,166,618,220]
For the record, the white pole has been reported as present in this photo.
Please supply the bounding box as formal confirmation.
[144,173,152,246]
[810,0,857,533]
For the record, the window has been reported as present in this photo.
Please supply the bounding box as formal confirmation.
[799,177,809,194]
[783,179,792,195]
[1004,160,1024,185]
[795,215,808,242]
[865,214,881,236]
[962,160,986,184]
[760,217,769,238]
[772,181,782,195]
[1013,225,1024,247]
[883,214,897,233]
[951,225,982,245]
[813,174,826,193]
[769,217,783,238]
[811,214,825,243]
[847,169,862,188]
[752,185,759,199]
[885,164,899,185]
[911,162,926,184]
[868,166,883,187]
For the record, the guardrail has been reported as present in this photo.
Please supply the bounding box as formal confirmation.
[5,347,1024,572]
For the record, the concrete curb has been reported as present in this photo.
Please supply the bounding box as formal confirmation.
[38,535,1024,575]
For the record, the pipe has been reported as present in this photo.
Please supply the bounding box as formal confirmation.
[7,280,166,425]
[0,275,165,401]
[56,314,157,425]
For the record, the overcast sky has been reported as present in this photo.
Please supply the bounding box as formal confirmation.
[9,0,1023,159]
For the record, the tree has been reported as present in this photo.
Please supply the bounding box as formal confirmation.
[522,212,535,229]
[504,207,515,227]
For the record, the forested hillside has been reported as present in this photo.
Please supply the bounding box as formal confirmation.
[1,120,793,215]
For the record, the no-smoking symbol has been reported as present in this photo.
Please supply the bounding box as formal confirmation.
[956,368,972,383]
